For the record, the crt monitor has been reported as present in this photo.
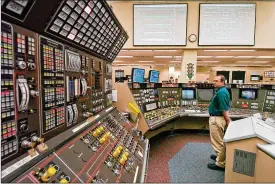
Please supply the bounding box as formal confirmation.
[197,88,214,102]
[182,89,196,100]
[131,68,145,83]
[149,70,160,83]
[239,89,258,100]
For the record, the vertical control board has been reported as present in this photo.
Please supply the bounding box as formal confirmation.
[39,36,65,140]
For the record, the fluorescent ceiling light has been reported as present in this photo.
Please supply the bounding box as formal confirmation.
[155,50,177,52]
[113,61,124,63]
[256,56,275,58]
[155,64,166,66]
[197,56,213,58]
[170,61,181,63]
[229,50,256,52]
[132,50,152,52]
[252,61,270,63]
[204,50,228,52]
[251,64,272,67]
[215,56,234,58]
[116,56,133,58]
[137,61,155,63]
[202,61,220,63]
[154,56,173,58]
[236,61,252,63]
[235,56,255,58]
[120,50,128,52]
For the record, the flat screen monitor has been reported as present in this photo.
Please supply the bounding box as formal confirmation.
[134,4,187,46]
[182,89,195,100]
[132,68,145,83]
[149,70,160,83]
[239,89,257,100]
[197,88,214,102]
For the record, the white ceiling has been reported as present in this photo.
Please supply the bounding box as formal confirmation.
[113,49,275,67]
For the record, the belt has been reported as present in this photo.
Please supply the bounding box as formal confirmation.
[209,114,223,117]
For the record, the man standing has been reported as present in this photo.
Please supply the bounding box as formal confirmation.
[207,75,231,171]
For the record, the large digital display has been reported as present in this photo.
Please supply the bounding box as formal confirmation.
[132,68,145,83]
[199,4,256,45]
[134,4,187,45]
[240,89,257,100]
[149,70,159,83]
[182,89,195,100]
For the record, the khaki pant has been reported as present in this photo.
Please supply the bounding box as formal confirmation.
[209,116,227,168]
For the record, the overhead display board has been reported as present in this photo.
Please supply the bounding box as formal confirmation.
[134,4,187,46]
[199,4,256,46]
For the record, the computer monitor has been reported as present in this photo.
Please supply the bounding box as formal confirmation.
[182,89,196,100]
[239,89,258,100]
[149,70,160,83]
[131,68,145,83]
[197,88,214,102]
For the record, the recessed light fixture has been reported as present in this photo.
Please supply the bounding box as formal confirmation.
[235,56,255,58]
[170,61,181,63]
[132,50,152,52]
[236,61,252,63]
[202,61,220,63]
[204,50,228,52]
[215,56,234,58]
[256,56,275,58]
[137,61,155,63]
[229,50,256,52]
[197,56,213,58]
[252,61,270,63]
[154,56,173,58]
[156,50,177,52]
[116,56,133,58]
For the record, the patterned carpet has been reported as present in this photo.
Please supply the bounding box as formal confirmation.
[168,142,224,183]
[146,131,211,183]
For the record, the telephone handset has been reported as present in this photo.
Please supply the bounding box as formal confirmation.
[16,79,30,111]
[80,78,87,96]
[72,104,78,124]
[67,105,73,126]
[74,78,80,97]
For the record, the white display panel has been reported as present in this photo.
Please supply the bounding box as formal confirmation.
[134,4,187,46]
[199,4,256,45]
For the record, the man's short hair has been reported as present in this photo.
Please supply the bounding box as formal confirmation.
[216,75,225,83]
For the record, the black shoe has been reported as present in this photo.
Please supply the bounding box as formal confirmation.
[210,154,217,161]
[207,163,225,171]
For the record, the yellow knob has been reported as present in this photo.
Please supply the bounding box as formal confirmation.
[118,145,123,151]
[106,132,111,136]
[113,151,120,158]
[115,148,121,153]
[41,166,56,182]
[47,166,57,177]
[123,152,129,157]
[119,158,126,165]
[122,155,128,160]
[99,126,104,131]
[99,137,106,144]
[93,129,101,137]
[59,178,68,183]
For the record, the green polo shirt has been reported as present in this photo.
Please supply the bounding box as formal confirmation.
[208,86,230,116]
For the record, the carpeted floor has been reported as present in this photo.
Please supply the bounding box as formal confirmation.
[146,131,213,183]
[168,142,224,183]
